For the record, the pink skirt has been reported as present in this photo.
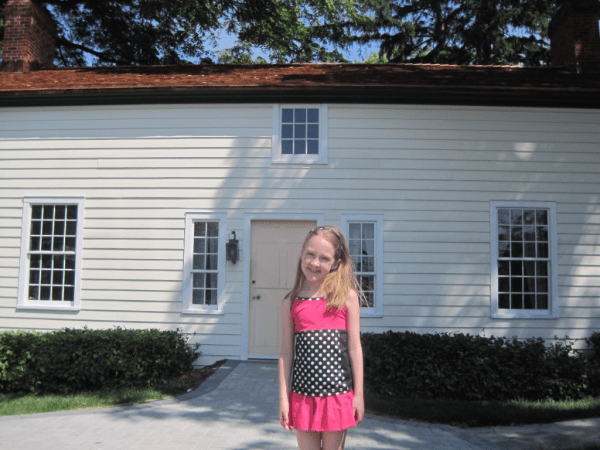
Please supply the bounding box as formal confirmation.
[289,391,357,432]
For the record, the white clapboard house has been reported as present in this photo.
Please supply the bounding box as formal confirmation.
[1,0,599,365]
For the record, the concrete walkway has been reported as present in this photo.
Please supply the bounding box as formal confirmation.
[1,360,598,450]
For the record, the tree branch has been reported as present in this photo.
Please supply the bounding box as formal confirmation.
[37,0,92,6]
[57,36,124,64]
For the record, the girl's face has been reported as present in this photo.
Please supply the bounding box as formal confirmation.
[300,235,339,287]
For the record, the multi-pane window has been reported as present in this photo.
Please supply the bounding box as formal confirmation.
[192,221,219,306]
[491,202,558,319]
[497,208,549,310]
[343,215,384,317]
[348,222,376,308]
[18,198,84,310]
[183,212,226,313]
[281,108,319,155]
[272,104,327,164]
[27,204,78,301]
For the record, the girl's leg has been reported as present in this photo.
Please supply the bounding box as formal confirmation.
[296,430,322,450]
[322,430,347,450]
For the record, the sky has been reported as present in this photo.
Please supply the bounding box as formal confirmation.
[215,31,379,63]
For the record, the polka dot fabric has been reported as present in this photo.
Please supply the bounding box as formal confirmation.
[291,329,353,396]
[288,297,357,431]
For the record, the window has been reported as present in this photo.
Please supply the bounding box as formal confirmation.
[341,214,384,317]
[272,104,328,164]
[183,212,227,314]
[490,201,558,319]
[17,198,84,311]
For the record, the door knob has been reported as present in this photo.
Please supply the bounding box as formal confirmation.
[252,295,261,300]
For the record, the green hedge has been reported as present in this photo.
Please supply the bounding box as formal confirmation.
[362,331,600,401]
[586,332,600,394]
[0,327,199,395]
[587,332,600,361]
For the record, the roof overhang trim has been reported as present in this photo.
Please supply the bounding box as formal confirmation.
[2,86,600,108]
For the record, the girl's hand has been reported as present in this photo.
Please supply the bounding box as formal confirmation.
[353,394,365,424]
[279,400,292,431]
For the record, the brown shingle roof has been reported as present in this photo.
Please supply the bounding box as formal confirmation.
[1,63,599,108]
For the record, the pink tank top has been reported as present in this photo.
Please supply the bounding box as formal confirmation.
[290,297,353,397]
[291,297,348,332]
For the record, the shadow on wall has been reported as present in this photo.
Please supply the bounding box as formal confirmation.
[2,100,599,357]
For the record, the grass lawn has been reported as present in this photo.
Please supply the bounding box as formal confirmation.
[365,391,600,428]
[2,360,599,432]
[0,360,224,417]
[566,447,600,450]
[557,447,600,450]
[0,385,186,416]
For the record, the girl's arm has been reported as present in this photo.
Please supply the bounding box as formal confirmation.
[278,296,295,431]
[347,290,365,423]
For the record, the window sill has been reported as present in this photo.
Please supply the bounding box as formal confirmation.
[182,308,225,315]
[270,157,328,165]
[492,311,559,320]
[17,303,80,312]
[360,310,383,318]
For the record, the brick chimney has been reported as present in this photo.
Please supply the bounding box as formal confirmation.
[0,0,57,73]
[549,0,600,73]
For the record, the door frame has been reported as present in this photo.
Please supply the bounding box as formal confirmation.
[241,213,324,360]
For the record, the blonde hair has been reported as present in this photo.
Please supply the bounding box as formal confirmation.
[285,226,365,310]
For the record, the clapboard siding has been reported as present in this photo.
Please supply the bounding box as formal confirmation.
[4,164,600,179]
[2,117,269,131]
[330,128,599,143]
[4,158,600,175]
[332,105,599,122]
[332,105,599,347]
[2,181,598,198]
[0,102,599,363]
[0,104,274,364]
[1,186,597,202]
[331,119,599,133]
[3,146,600,164]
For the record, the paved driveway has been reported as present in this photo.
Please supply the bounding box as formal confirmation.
[2,361,597,450]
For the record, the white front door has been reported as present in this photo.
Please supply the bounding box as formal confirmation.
[248,220,316,358]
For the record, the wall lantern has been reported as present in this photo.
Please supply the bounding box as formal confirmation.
[226,231,239,264]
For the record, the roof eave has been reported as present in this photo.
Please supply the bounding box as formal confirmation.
[1,85,599,109]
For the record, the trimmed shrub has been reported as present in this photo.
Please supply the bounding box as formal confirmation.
[0,327,199,395]
[586,332,600,361]
[362,331,596,401]
[585,332,600,396]
[0,330,43,394]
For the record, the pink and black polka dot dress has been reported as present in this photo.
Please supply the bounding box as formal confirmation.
[288,297,357,431]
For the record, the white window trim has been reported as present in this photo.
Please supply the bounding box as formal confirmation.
[341,214,384,318]
[490,201,559,319]
[17,197,85,311]
[272,104,328,165]
[182,212,227,315]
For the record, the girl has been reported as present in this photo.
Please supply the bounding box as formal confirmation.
[279,226,364,450]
